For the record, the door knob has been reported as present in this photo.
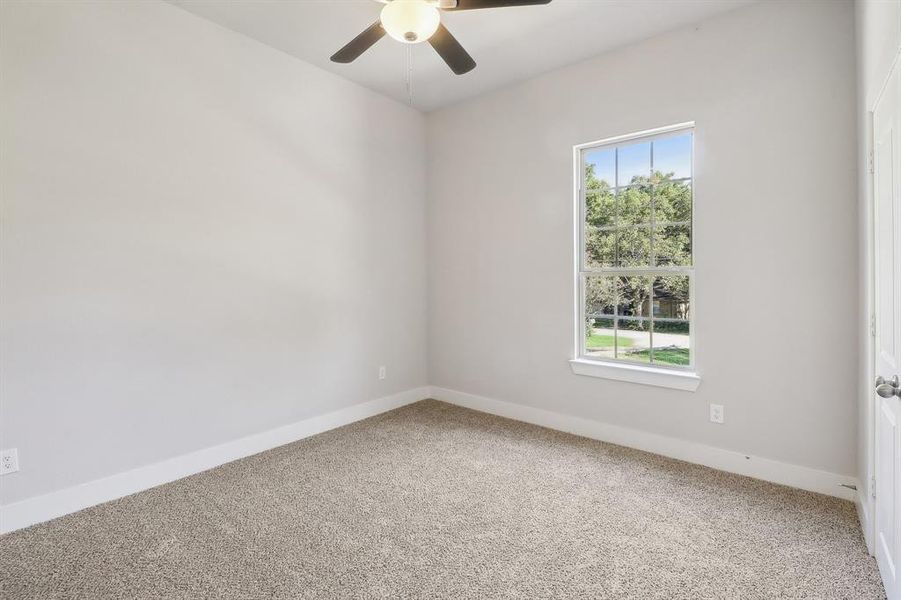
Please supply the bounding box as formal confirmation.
[875,375,901,398]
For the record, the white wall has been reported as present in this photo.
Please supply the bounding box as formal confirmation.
[0,0,867,514]
[0,0,427,505]
[427,0,859,477]
[855,0,901,536]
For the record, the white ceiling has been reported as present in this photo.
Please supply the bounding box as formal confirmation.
[168,0,754,112]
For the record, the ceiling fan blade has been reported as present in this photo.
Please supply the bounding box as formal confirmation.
[443,0,551,10]
[429,23,476,75]
[330,22,385,63]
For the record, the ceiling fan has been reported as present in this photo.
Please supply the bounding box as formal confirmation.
[330,0,552,75]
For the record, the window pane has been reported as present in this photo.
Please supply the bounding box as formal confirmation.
[652,276,691,366]
[616,276,651,318]
[586,317,616,360]
[616,276,652,361]
[616,227,651,267]
[652,133,692,180]
[584,276,618,359]
[654,225,692,266]
[617,317,651,362]
[585,148,615,189]
[653,179,692,224]
[586,187,616,228]
[617,141,651,187]
[617,184,652,226]
[577,129,693,371]
[585,275,618,317]
[585,227,616,268]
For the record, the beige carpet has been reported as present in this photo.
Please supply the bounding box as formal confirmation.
[0,400,885,599]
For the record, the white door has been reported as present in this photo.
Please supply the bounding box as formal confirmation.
[874,55,901,600]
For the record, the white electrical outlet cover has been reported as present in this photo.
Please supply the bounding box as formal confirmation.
[0,448,19,475]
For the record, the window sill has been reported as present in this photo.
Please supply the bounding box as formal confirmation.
[569,358,701,392]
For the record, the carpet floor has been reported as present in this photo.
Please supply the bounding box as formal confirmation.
[0,400,885,599]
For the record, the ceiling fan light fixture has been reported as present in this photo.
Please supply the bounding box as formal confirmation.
[380,0,441,44]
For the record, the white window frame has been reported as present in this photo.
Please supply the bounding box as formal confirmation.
[569,122,700,391]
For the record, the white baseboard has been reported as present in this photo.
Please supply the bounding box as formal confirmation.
[430,386,858,502]
[857,487,875,555]
[0,387,431,535]
[0,385,859,535]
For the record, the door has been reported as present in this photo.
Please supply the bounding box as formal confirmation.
[874,55,901,600]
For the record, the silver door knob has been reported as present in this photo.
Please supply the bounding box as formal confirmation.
[875,375,901,398]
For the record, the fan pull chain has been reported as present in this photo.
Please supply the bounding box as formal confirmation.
[404,44,414,107]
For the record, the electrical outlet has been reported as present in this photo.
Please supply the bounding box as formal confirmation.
[0,448,19,475]
[709,404,725,424]
[378,366,387,380]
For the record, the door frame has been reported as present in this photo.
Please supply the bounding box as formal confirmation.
[864,47,901,557]
[863,101,876,553]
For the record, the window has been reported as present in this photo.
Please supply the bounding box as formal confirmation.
[572,123,697,389]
